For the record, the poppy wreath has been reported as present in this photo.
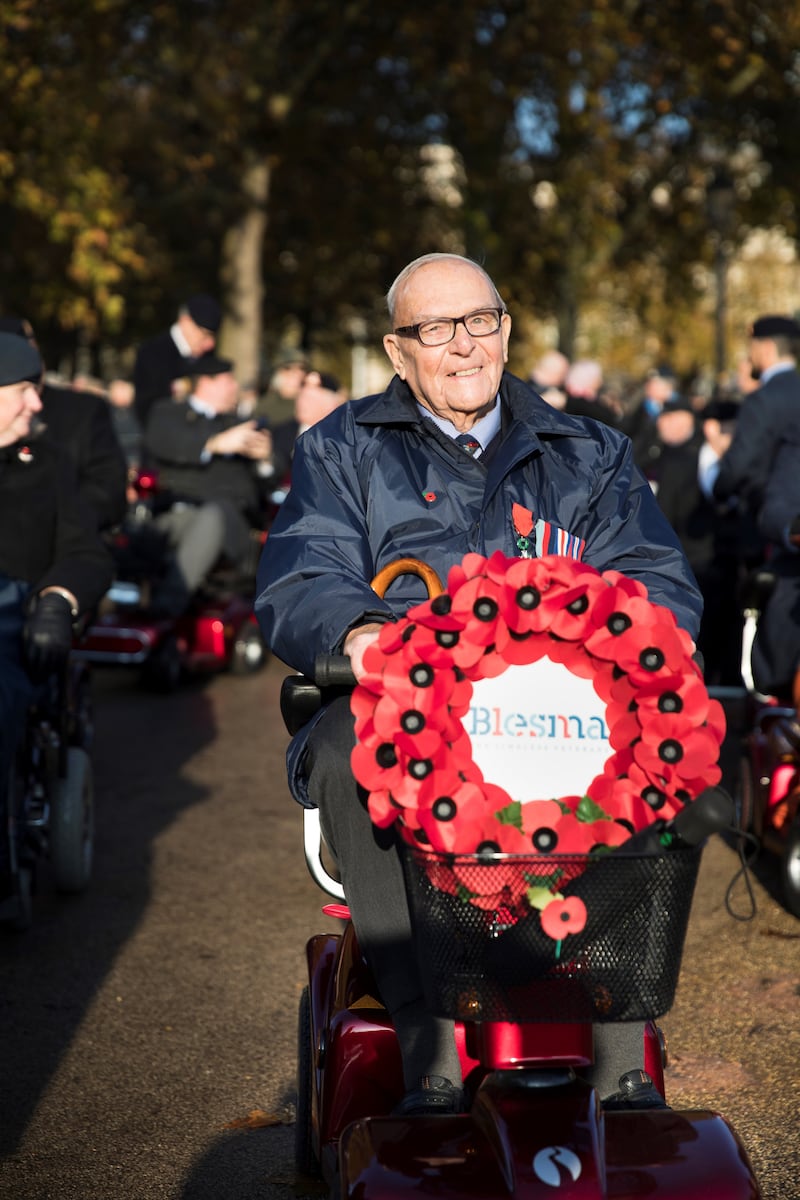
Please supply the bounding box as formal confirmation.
[350,550,725,946]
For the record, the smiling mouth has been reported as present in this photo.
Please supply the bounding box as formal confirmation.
[450,366,482,378]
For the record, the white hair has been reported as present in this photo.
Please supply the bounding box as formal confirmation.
[386,253,504,324]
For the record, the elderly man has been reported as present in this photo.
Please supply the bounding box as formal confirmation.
[133,293,222,424]
[256,253,702,1115]
[0,333,113,911]
[144,352,277,616]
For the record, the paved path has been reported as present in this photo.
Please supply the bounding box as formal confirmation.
[1,659,797,1198]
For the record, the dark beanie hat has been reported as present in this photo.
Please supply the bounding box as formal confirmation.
[0,332,42,385]
[192,351,234,377]
[750,314,800,339]
[185,293,221,333]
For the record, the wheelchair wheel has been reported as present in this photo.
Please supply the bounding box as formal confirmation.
[142,634,182,692]
[230,624,268,676]
[781,818,800,919]
[51,746,94,893]
[295,985,321,1179]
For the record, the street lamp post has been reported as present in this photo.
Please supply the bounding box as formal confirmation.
[706,172,736,380]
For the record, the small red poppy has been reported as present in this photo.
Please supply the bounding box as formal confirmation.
[541,895,588,940]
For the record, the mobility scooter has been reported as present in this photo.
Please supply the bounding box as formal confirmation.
[736,566,800,917]
[283,554,762,1199]
[75,468,268,690]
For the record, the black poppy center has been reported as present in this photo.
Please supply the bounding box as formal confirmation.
[642,786,666,811]
[400,709,425,733]
[430,594,452,615]
[658,691,683,713]
[608,612,632,635]
[435,629,459,647]
[376,743,397,768]
[432,797,457,821]
[532,827,558,852]
[567,594,589,615]
[409,663,435,687]
[473,597,498,622]
[408,758,433,779]
[658,739,683,763]
[639,647,665,672]
[516,586,541,610]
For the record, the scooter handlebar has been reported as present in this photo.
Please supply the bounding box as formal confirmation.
[314,654,356,688]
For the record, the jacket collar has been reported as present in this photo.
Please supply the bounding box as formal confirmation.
[355,372,595,446]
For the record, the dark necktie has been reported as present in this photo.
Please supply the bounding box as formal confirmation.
[455,433,482,457]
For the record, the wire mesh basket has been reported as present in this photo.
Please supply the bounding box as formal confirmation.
[402,845,702,1023]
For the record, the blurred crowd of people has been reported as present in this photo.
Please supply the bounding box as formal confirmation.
[526,334,800,690]
[3,290,800,697]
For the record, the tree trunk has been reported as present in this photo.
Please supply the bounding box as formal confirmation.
[219,158,271,388]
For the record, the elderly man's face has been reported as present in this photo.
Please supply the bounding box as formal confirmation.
[0,380,42,447]
[383,260,511,430]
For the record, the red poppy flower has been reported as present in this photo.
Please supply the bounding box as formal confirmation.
[496,557,557,635]
[449,574,507,646]
[541,895,587,940]
[633,721,722,784]
[547,576,609,641]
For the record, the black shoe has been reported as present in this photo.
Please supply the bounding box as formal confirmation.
[393,1075,463,1116]
[602,1070,669,1111]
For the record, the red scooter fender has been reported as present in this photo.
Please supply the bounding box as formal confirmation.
[339,1077,761,1199]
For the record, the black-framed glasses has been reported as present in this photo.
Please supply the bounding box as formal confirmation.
[393,307,505,347]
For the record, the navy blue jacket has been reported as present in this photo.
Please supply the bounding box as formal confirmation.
[257,371,700,664]
[256,373,702,802]
[714,366,800,514]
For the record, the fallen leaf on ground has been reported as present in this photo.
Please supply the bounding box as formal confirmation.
[222,1108,289,1130]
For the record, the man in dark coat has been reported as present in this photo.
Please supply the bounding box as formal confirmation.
[711,314,800,697]
[0,317,127,531]
[0,333,113,906]
[256,253,702,1116]
[143,352,277,615]
[133,293,221,425]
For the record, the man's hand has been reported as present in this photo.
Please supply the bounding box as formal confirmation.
[701,417,733,460]
[343,623,384,680]
[205,421,273,461]
[23,592,75,680]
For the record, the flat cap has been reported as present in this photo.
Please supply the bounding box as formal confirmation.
[750,314,800,340]
[185,293,221,333]
[191,351,234,377]
[0,331,42,386]
[271,346,310,370]
[658,395,695,416]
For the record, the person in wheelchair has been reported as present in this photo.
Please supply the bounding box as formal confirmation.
[143,352,286,617]
[255,253,703,1115]
[0,333,113,912]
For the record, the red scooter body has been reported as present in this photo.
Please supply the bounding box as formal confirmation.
[298,868,762,1200]
[299,911,760,1199]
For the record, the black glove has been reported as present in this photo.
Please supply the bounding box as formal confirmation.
[23,592,75,680]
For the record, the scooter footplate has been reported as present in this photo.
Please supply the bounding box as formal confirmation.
[339,1108,760,1199]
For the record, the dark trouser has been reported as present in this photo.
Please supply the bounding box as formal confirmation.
[153,500,252,616]
[305,696,644,1098]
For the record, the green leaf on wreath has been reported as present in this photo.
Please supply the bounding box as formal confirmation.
[576,795,612,823]
[495,800,523,830]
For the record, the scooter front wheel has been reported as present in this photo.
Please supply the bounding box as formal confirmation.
[295,985,321,1180]
[781,818,800,918]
